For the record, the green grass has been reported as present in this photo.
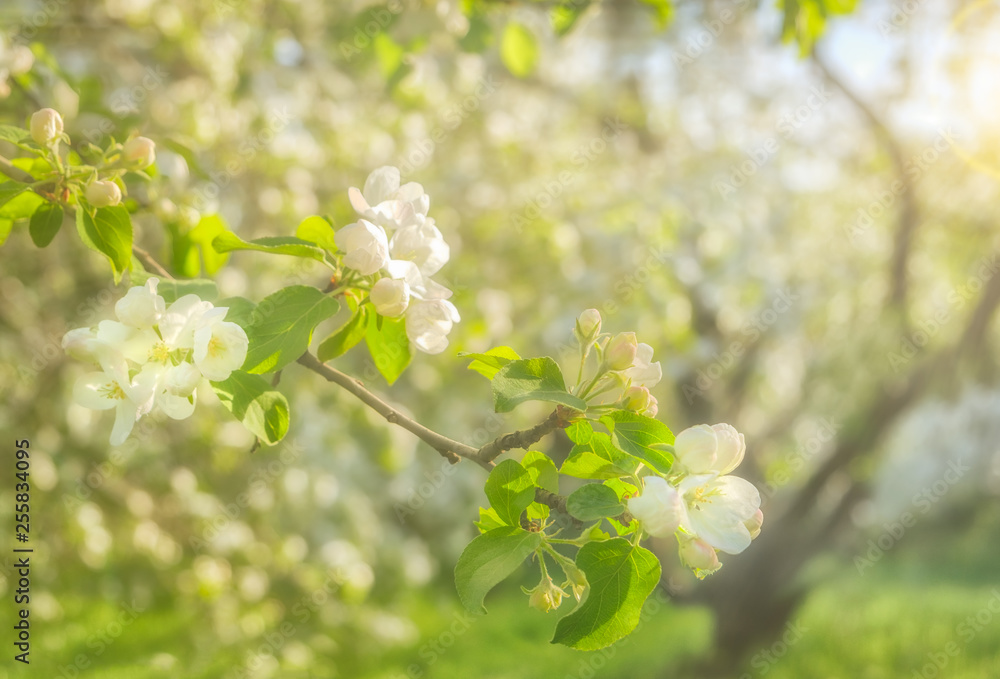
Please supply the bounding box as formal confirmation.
[8,553,1000,679]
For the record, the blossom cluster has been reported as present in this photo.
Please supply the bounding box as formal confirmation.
[574,308,663,415]
[627,423,763,578]
[27,107,156,208]
[62,278,248,445]
[337,166,459,354]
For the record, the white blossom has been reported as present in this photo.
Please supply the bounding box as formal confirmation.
[627,476,685,538]
[623,343,662,388]
[348,166,429,230]
[388,219,450,276]
[193,309,249,381]
[370,277,410,317]
[336,219,390,275]
[72,357,155,445]
[115,278,164,329]
[405,298,461,355]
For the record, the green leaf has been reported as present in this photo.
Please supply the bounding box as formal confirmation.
[212,231,328,263]
[0,125,30,144]
[131,266,219,303]
[601,410,674,474]
[484,459,536,527]
[210,370,290,445]
[474,507,506,534]
[188,214,230,275]
[28,204,63,247]
[455,526,543,614]
[565,420,594,444]
[75,205,133,283]
[243,286,340,374]
[373,33,405,79]
[603,479,639,536]
[560,431,641,480]
[0,184,43,220]
[521,451,559,494]
[500,22,538,78]
[218,296,257,327]
[550,539,661,650]
[491,358,587,413]
[318,304,370,361]
[459,346,521,380]
[295,215,337,250]
[365,311,411,384]
[565,484,625,522]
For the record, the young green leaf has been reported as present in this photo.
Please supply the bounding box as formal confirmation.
[218,296,257,327]
[295,215,337,250]
[0,187,44,220]
[318,304,369,361]
[560,430,641,480]
[550,538,661,650]
[0,184,27,211]
[188,214,230,275]
[210,370,290,445]
[474,507,506,534]
[243,286,340,373]
[459,345,521,380]
[601,410,674,474]
[0,125,30,144]
[365,311,411,384]
[484,459,536,527]
[455,526,543,614]
[566,484,625,522]
[212,231,328,263]
[521,451,559,494]
[491,357,587,413]
[132,266,219,303]
[28,204,64,247]
[76,205,133,283]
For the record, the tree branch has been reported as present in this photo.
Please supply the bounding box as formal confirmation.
[476,409,566,463]
[296,352,490,470]
[813,50,919,315]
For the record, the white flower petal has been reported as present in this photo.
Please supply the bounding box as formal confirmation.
[363,166,400,206]
[711,423,746,475]
[674,424,718,474]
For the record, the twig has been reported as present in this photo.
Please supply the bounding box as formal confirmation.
[132,245,173,279]
[476,409,566,463]
[296,352,489,470]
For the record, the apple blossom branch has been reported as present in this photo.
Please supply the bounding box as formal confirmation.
[475,409,567,464]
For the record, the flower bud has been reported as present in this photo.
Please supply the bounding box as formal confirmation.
[645,394,659,418]
[744,508,764,540]
[574,308,602,343]
[123,136,156,169]
[678,536,721,578]
[524,576,566,613]
[370,277,410,317]
[560,563,588,602]
[624,386,652,413]
[30,107,63,145]
[85,180,122,207]
[604,332,638,371]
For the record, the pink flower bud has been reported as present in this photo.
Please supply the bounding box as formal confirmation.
[605,332,638,371]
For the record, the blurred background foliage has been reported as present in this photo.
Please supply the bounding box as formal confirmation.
[2,0,1000,677]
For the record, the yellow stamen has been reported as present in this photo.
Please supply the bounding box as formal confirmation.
[98,381,127,401]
